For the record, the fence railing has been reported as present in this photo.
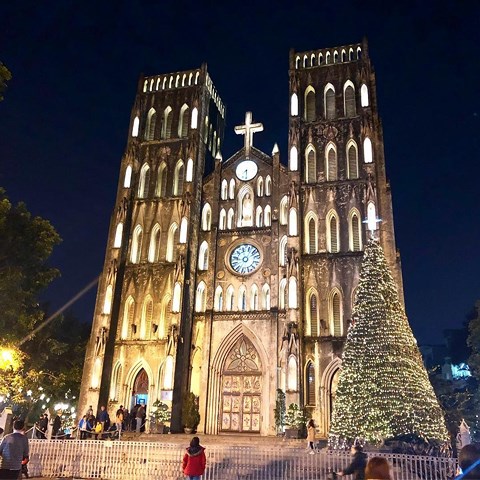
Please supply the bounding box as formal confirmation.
[27,439,458,480]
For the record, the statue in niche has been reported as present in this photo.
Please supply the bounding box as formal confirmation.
[107,259,117,283]
[365,173,377,203]
[289,72,298,93]
[241,193,253,226]
[288,181,298,208]
[287,248,299,277]
[174,255,185,284]
[180,191,192,218]
[94,327,108,357]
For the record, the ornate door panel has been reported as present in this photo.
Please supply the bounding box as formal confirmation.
[221,337,262,433]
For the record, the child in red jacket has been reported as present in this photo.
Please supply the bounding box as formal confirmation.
[182,436,206,480]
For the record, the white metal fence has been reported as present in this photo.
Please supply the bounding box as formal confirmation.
[27,439,458,480]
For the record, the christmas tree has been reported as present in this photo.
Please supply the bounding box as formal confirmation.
[329,238,448,446]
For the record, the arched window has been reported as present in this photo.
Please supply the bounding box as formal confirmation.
[290,93,298,116]
[324,84,336,119]
[191,107,198,129]
[198,241,209,270]
[162,106,173,139]
[140,296,153,339]
[306,290,319,336]
[238,285,247,311]
[279,235,288,266]
[287,356,298,391]
[229,179,235,199]
[219,209,226,230]
[334,50,339,63]
[330,290,343,336]
[257,177,264,197]
[256,206,263,227]
[156,163,167,197]
[179,217,188,243]
[264,205,271,226]
[304,86,316,122]
[279,278,287,309]
[163,356,174,390]
[326,51,331,64]
[250,284,259,310]
[327,211,339,253]
[103,285,113,314]
[124,165,132,188]
[289,146,298,171]
[172,282,182,312]
[221,180,228,200]
[361,84,369,107]
[349,48,354,61]
[214,286,223,311]
[262,284,271,310]
[364,137,373,163]
[343,81,356,117]
[178,104,189,137]
[289,208,298,236]
[367,202,377,232]
[195,282,206,312]
[130,225,143,263]
[265,176,272,196]
[145,108,156,140]
[121,296,134,339]
[132,116,139,137]
[173,160,184,195]
[227,208,234,229]
[110,362,122,401]
[148,224,161,262]
[326,143,337,181]
[305,214,317,254]
[114,223,123,248]
[186,158,194,182]
[305,145,316,183]
[226,285,234,311]
[347,141,359,179]
[138,163,150,198]
[201,203,212,231]
[306,362,315,405]
[288,276,298,308]
[349,210,362,252]
[158,295,170,339]
[280,197,288,225]
[166,223,178,262]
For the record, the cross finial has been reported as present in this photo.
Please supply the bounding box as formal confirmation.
[234,112,263,158]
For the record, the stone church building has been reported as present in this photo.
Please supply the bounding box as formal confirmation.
[79,40,403,437]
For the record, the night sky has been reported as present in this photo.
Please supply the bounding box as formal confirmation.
[0,1,478,343]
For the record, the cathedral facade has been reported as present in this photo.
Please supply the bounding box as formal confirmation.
[79,40,403,437]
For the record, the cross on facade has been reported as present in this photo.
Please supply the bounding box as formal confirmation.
[234,111,263,158]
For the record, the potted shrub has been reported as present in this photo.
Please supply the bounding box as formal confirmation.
[284,403,306,439]
[150,400,171,434]
[182,392,200,434]
[274,389,286,435]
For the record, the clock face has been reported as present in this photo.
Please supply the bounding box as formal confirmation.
[230,244,261,274]
[236,160,258,181]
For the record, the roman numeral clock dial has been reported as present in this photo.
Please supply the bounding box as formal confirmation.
[230,244,261,274]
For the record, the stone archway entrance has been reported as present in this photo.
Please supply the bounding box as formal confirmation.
[220,336,262,433]
[131,368,149,410]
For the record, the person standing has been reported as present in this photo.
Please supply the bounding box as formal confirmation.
[115,406,124,437]
[136,404,145,433]
[337,445,368,480]
[52,413,62,438]
[38,414,48,439]
[182,436,206,480]
[97,405,109,432]
[306,419,316,454]
[0,419,29,479]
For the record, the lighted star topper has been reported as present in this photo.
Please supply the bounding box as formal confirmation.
[234,112,263,158]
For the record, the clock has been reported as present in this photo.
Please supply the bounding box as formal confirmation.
[235,160,258,181]
[230,244,261,274]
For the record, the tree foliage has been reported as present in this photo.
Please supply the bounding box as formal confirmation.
[0,61,12,101]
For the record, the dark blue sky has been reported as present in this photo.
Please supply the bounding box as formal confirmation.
[0,1,478,343]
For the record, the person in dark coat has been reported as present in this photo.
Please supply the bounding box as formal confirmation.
[51,414,62,438]
[182,436,206,480]
[457,443,480,479]
[38,415,48,439]
[337,445,367,480]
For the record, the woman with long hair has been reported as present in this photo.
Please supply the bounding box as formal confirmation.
[365,457,392,480]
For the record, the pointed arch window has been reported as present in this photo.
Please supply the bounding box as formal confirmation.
[367,202,377,232]
[279,235,288,266]
[227,208,234,229]
[330,290,343,336]
[219,209,226,230]
[238,285,247,311]
[288,208,298,236]
[198,241,209,270]
[257,177,264,197]
[195,282,207,312]
[121,296,134,339]
[114,223,123,248]
[226,285,234,311]
[172,282,182,312]
[256,206,263,227]
[250,284,259,310]
[265,176,272,196]
[178,104,190,137]
[229,179,235,199]
[279,278,287,309]
[287,356,298,391]
[214,286,223,311]
[306,362,315,405]
[324,84,336,119]
[280,196,288,225]
[145,108,157,140]
[163,355,174,390]
[290,93,298,116]
[156,163,167,197]
[131,225,143,263]
[221,180,228,200]
[173,160,184,196]
[186,158,194,182]
[179,217,188,243]
[361,84,369,107]
[132,116,140,137]
[201,203,212,231]
[347,141,359,179]
[305,145,316,183]
[191,107,198,129]
[349,210,362,252]
[364,137,373,163]
[306,215,317,254]
[264,205,271,227]
[103,285,113,314]
[262,284,271,310]
[124,165,132,188]
[110,362,122,401]
[148,224,161,262]
[166,223,178,262]
[289,146,298,171]
[140,296,153,339]
[158,296,169,339]
[327,212,339,253]
[288,276,298,308]
[162,106,173,139]
[138,164,150,198]
[326,143,337,181]
[305,87,316,122]
[307,291,319,336]
[343,82,356,117]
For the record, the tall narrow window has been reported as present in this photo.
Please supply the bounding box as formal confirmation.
[307,216,317,253]
[262,284,271,310]
[306,362,315,405]
[265,176,272,196]
[145,108,156,140]
[166,223,178,262]
[288,277,298,308]
[306,145,316,183]
[256,206,263,227]
[226,285,234,311]
[364,137,373,163]
[178,104,189,137]
[326,144,337,181]
[238,285,247,311]
[325,84,336,119]
[290,93,298,116]
[130,225,143,263]
[264,205,271,227]
[103,285,113,314]
[156,163,167,197]
[191,107,198,129]
[250,284,259,311]
[289,208,298,236]
[344,82,356,117]
[214,286,223,311]
[132,116,140,137]
[162,106,173,139]
[367,202,377,232]
[331,291,342,336]
[229,179,235,199]
[140,297,153,339]
[349,210,362,252]
[221,180,228,200]
[201,204,212,231]
[198,241,209,270]
[158,296,169,339]
[186,158,194,182]
[327,212,339,253]
[148,224,161,262]
[361,84,369,107]
[124,165,132,188]
[172,283,182,312]
[310,293,318,336]
[219,209,226,230]
[257,177,264,197]
[121,297,134,339]
[227,208,234,229]
[173,161,184,196]
[290,146,298,171]
[287,356,298,391]
[280,197,288,225]
[114,223,123,248]
[138,164,150,199]
[179,217,188,243]
[279,278,287,309]
[347,142,359,179]
[163,356,174,390]
[305,87,316,122]
[195,282,206,312]
[279,236,288,266]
